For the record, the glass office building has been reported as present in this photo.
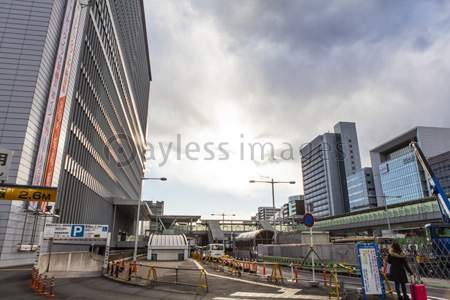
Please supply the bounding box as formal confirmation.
[370,126,450,206]
[347,168,377,211]
[429,151,450,194]
[378,146,425,204]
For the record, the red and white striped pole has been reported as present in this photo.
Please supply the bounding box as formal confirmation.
[40,275,48,295]
[30,268,36,287]
[47,277,55,297]
[36,274,42,292]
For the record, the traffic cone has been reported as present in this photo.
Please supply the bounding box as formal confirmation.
[47,277,55,297]
[36,274,42,292]
[40,275,48,295]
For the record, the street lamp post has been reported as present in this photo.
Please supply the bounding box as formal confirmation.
[133,177,167,262]
[211,213,235,249]
[249,179,295,244]
[380,194,401,235]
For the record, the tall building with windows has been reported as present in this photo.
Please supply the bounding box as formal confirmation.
[347,168,377,212]
[0,0,151,267]
[257,207,281,221]
[429,151,450,194]
[288,195,305,216]
[300,122,362,217]
[370,127,450,206]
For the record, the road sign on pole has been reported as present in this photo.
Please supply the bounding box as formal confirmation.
[303,213,315,228]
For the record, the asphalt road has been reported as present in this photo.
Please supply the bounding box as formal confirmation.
[1,261,449,300]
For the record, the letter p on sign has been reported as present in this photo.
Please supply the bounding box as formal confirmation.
[71,225,85,238]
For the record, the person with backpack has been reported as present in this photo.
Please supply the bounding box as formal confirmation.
[388,242,414,300]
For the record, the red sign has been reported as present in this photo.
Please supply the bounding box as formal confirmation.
[303,213,315,228]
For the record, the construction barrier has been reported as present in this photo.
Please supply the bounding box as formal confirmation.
[227,259,241,277]
[40,275,48,295]
[145,266,158,287]
[36,274,42,292]
[125,261,138,282]
[130,264,209,295]
[328,270,340,300]
[379,268,395,299]
[47,277,55,297]
[30,267,36,287]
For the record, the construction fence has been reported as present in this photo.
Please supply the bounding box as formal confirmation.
[257,238,450,280]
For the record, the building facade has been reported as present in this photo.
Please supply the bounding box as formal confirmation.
[370,127,450,206]
[300,122,362,217]
[281,203,289,218]
[429,151,450,194]
[0,0,151,267]
[288,195,305,216]
[347,168,377,212]
[257,206,281,221]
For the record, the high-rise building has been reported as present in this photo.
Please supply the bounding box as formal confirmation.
[257,207,281,221]
[370,126,450,206]
[288,195,305,216]
[347,168,377,212]
[0,0,151,267]
[300,122,362,217]
[281,203,289,218]
[429,151,450,194]
[145,201,164,216]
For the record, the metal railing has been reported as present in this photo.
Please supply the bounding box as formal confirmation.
[393,237,450,280]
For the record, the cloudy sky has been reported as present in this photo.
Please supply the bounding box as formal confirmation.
[141,0,450,219]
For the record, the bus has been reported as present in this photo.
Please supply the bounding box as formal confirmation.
[424,223,450,256]
[205,243,225,258]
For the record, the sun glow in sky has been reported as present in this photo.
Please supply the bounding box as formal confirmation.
[142,0,450,219]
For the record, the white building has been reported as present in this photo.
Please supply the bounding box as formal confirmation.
[147,234,189,261]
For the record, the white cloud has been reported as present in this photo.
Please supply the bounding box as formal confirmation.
[143,0,450,218]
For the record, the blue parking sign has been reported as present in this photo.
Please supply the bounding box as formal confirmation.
[71,225,85,237]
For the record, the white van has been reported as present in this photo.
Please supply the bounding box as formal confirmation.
[205,243,224,258]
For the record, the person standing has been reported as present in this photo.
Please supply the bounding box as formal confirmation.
[388,242,414,300]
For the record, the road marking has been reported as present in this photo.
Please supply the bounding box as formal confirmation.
[214,298,252,300]
[428,296,449,300]
[231,288,334,299]
[192,259,333,299]
[193,259,205,271]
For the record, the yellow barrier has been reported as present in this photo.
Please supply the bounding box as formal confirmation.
[269,262,284,284]
[227,259,241,277]
[213,257,224,271]
[197,269,209,294]
[125,261,138,282]
[328,270,340,299]
[379,269,395,299]
[250,260,258,276]
[145,266,158,287]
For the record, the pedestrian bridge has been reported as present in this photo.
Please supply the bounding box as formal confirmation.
[170,195,444,236]
[293,196,442,234]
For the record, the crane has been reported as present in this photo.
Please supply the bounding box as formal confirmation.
[410,142,450,224]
